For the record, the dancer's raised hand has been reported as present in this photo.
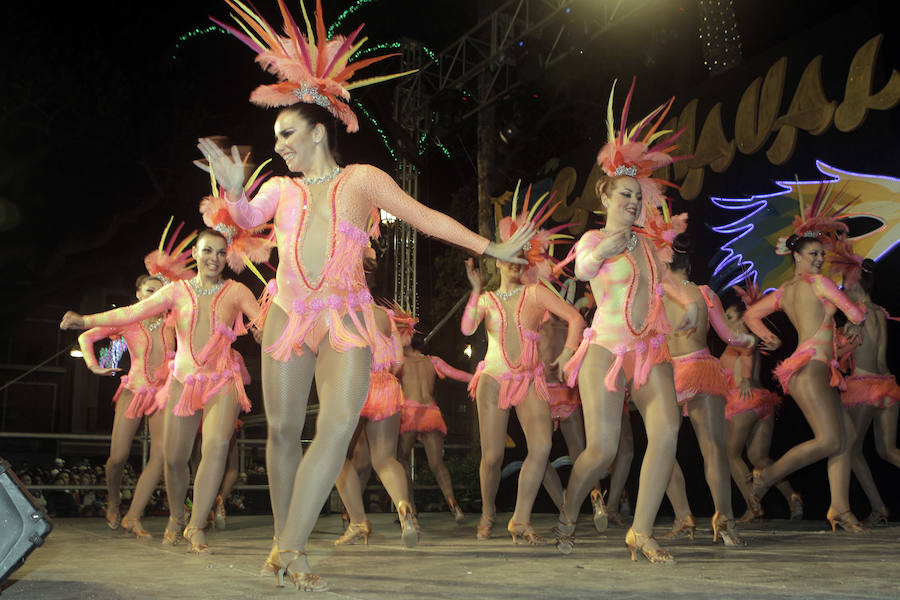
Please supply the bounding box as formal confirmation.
[464,258,483,292]
[485,222,536,264]
[194,137,246,194]
[60,311,85,330]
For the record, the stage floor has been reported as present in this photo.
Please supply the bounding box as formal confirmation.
[3,513,898,599]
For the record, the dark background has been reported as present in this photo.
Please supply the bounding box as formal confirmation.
[1,0,899,519]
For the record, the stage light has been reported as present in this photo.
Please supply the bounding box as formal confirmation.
[69,349,83,358]
[463,345,472,358]
[380,209,397,224]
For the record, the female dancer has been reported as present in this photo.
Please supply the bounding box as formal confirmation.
[62,229,262,552]
[722,283,803,522]
[203,1,533,590]
[660,233,755,545]
[555,79,699,563]
[836,255,900,525]
[743,229,867,532]
[77,223,194,537]
[462,191,584,544]
[397,333,472,523]
[333,303,418,547]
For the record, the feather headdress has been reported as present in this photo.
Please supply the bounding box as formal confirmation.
[383,301,418,346]
[144,218,197,284]
[496,181,571,286]
[775,181,856,255]
[212,0,416,132]
[597,77,687,225]
[828,238,865,290]
[732,277,763,309]
[640,200,688,264]
[199,158,275,282]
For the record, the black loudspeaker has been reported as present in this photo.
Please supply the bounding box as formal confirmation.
[0,458,53,584]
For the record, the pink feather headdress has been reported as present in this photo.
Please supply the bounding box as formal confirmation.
[597,77,688,225]
[144,218,197,284]
[732,277,763,309]
[828,238,865,289]
[212,0,416,132]
[496,182,571,285]
[775,182,856,255]
[640,199,688,264]
[199,159,275,278]
[383,301,418,346]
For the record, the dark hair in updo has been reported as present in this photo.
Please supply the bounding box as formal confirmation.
[135,274,164,290]
[278,103,343,164]
[669,233,693,275]
[859,258,876,295]
[411,332,426,351]
[595,174,637,199]
[786,234,822,260]
[196,228,228,246]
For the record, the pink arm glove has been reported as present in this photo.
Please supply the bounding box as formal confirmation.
[811,275,867,324]
[226,178,280,229]
[430,356,472,383]
[573,231,605,281]
[83,285,174,329]
[77,326,121,371]
[701,286,755,348]
[742,290,780,346]
[460,291,486,336]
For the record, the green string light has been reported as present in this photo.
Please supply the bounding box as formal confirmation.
[171,25,227,60]
[353,100,397,161]
[329,0,380,37]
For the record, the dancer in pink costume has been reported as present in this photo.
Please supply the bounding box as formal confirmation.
[202,0,534,590]
[659,233,756,546]
[722,281,803,522]
[743,184,867,533]
[554,79,701,564]
[463,187,584,545]
[62,229,263,553]
[77,221,194,538]
[832,247,900,526]
[397,328,473,524]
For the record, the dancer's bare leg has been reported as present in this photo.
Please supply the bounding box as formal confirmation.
[398,431,417,511]
[848,404,882,511]
[687,394,733,519]
[163,380,202,534]
[421,432,457,507]
[336,431,367,523]
[510,389,553,526]
[276,336,372,572]
[122,410,165,524]
[218,435,239,500]
[606,410,634,514]
[664,461,692,521]
[873,403,900,468]
[542,458,565,510]
[560,346,625,525]
[365,413,410,508]
[185,389,241,546]
[475,375,511,530]
[106,390,142,522]
[759,362,853,513]
[542,408,587,511]
[726,411,758,511]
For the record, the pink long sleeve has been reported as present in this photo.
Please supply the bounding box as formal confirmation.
[574,230,605,281]
[743,291,780,345]
[811,275,867,324]
[534,284,584,351]
[460,291,486,336]
[82,286,174,329]
[700,286,755,348]
[226,178,280,229]
[430,356,472,383]
[78,326,121,371]
[359,165,490,255]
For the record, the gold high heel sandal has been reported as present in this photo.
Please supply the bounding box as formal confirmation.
[553,517,576,555]
[213,494,226,530]
[590,489,609,533]
[259,537,280,577]
[334,520,372,546]
[507,522,543,545]
[712,511,745,546]
[788,492,804,520]
[825,507,868,534]
[747,469,769,517]
[121,516,152,540]
[449,500,465,524]
[625,529,675,564]
[607,510,627,528]
[397,501,419,548]
[161,516,185,546]
[861,505,889,527]
[183,525,213,554]
[105,506,121,530]
[277,550,329,592]
[662,514,696,541]
[476,515,494,540]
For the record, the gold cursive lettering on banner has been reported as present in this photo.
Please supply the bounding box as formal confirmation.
[735,57,787,154]
[834,34,900,131]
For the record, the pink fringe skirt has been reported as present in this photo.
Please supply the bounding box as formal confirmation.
[725,386,782,421]
[360,371,404,422]
[672,348,729,410]
[468,362,550,409]
[399,400,448,436]
[564,330,671,392]
[548,384,580,425]
[773,345,844,394]
[841,373,900,409]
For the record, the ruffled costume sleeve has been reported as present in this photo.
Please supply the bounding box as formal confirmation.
[429,356,472,383]
[700,285,755,348]
[226,177,281,229]
[533,284,584,351]
[573,230,606,281]
[360,165,490,255]
[82,284,175,329]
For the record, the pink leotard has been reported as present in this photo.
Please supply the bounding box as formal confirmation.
[78,317,175,418]
[82,279,260,416]
[226,164,490,369]
[743,274,866,394]
[462,283,583,409]
[565,232,688,391]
